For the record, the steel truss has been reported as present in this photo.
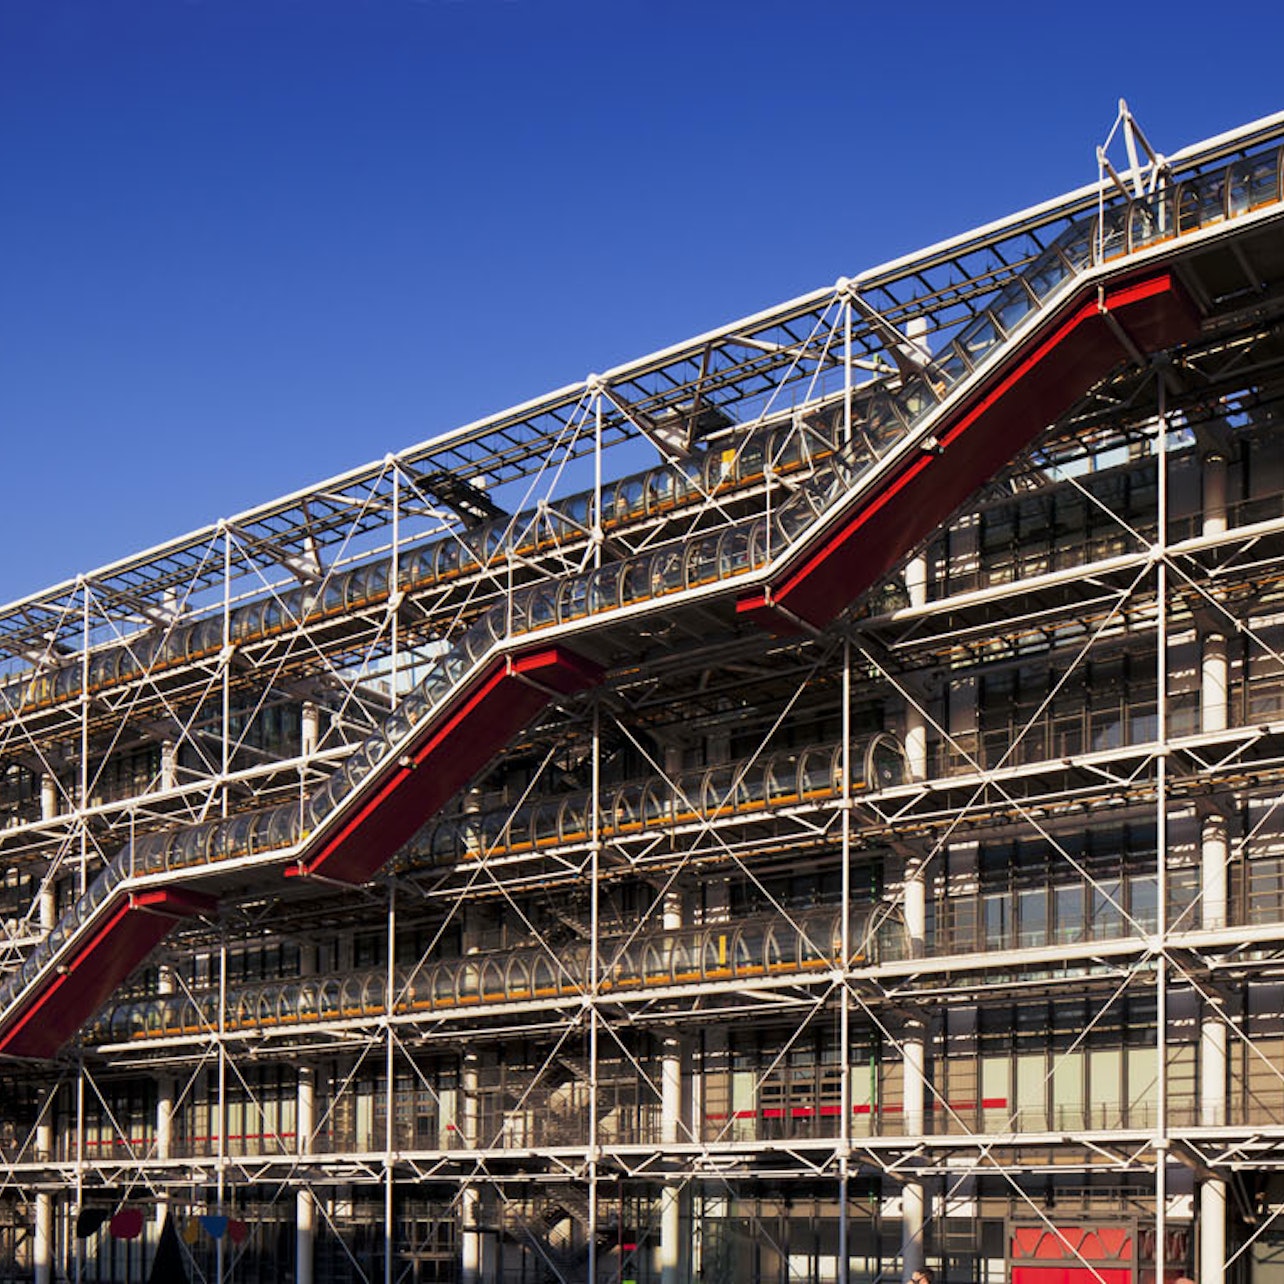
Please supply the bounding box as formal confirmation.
[2,107,1284,1284]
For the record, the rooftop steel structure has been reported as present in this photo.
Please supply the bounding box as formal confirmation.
[1,103,1284,1284]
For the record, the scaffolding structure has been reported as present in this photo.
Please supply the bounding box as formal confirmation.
[1,106,1284,1283]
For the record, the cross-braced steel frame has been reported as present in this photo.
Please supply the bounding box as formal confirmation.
[1,105,1284,1284]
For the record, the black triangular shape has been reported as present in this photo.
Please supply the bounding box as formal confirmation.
[74,1208,109,1239]
[147,1213,189,1284]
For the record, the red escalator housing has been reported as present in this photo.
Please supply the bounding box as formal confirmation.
[738,270,1201,631]
[0,887,217,1060]
[292,644,603,886]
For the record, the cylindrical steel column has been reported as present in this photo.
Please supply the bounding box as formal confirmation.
[296,1066,315,1284]
[1203,451,1228,537]
[904,553,927,610]
[1199,1178,1227,1284]
[39,775,57,932]
[460,1184,481,1284]
[461,1051,481,1284]
[901,1182,925,1283]
[35,1087,53,1284]
[1200,1000,1227,1129]
[1201,815,1229,932]
[661,890,684,1284]
[40,774,57,821]
[34,1192,52,1284]
[1200,994,1227,1283]
[296,1188,315,1284]
[1201,633,1228,735]
[902,856,927,1282]
[302,702,320,757]
[904,559,929,782]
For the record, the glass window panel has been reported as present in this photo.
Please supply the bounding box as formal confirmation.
[1129,875,1158,933]
[1054,884,1084,944]
[1089,1048,1123,1127]
[983,893,1011,950]
[1091,879,1124,939]
[1052,1051,1084,1130]
[1015,1054,1046,1132]
[1017,888,1047,948]
[1126,1046,1158,1129]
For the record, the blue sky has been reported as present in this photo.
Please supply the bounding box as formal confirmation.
[1,0,1281,604]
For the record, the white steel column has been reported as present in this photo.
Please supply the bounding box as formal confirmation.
[35,1091,53,1284]
[78,582,89,896]
[1197,993,1227,1280]
[390,460,401,708]
[460,880,482,1284]
[1201,632,1228,735]
[74,1060,84,1284]
[588,699,602,1284]
[216,938,227,1284]
[1197,443,1230,1284]
[301,703,319,758]
[157,1077,173,1159]
[904,700,927,785]
[34,1191,52,1284]
[460,1184,480,1284]
[902,852,927,1282]
[1201,815,1228,932]
[1199,996,1227,1130]
[156,966,175,1228]
[1155,369,1172,1284]
[385,885,396,1284]
[1199,1172,1227,1284]
[40,773,57,821]
[904,554,927,612]
[900,545,930,1284]
[461,1051,481,1284]
[38,772,56,939]
[297,1065,315,1284]
[660,1186,681,1284]
[660,892,684,1284]
[38,884,55,936]
[904,557,928,783]
[221,528,231,821]
[839,639,853,1284]
[901,1184,926,1284]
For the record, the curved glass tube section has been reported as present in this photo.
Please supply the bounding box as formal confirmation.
[409,733,908,867]
[6,142,1278,1030]
[0,412,842,723]
[91,903,909,1043]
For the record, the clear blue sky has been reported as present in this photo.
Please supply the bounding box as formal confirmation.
[1,0,1280,605]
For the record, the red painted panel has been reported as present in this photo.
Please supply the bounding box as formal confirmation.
[1012,1228,1045,1258]
[739,271,1199,631]
[512,646,604,695]
[0,889,215,1060]
[1013,1269,1131,1284]
[1098,1228,1130,1259]
[298,645,602,885]
[133,887,218,918]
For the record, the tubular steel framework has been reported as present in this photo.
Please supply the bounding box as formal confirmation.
[2,105,1284,1284]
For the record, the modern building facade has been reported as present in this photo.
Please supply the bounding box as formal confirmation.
[0,107,1283,1284]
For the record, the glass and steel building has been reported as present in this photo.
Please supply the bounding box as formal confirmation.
[1,106,1283,1284]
